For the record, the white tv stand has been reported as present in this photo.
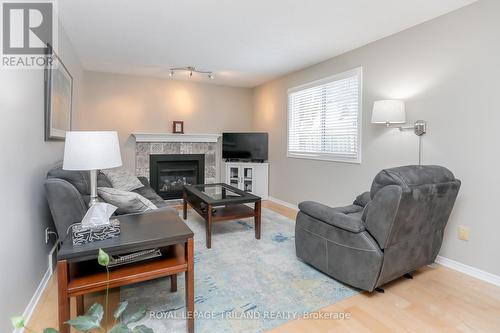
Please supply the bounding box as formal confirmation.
[224,161,269,200]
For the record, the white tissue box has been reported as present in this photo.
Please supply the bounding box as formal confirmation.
[72,219,121,245]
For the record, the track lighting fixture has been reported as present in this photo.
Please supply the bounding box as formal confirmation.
[169,66,214,80]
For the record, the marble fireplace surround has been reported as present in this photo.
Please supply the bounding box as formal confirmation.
[133,133,221,187]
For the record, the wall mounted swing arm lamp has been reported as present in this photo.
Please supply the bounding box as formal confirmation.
[384,119,427,136]
[371,100,427,164]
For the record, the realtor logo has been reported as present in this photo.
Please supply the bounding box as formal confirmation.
[2,2,52,54]
[1,1,56,68]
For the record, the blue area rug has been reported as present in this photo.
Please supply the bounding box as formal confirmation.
[121,208,357,332]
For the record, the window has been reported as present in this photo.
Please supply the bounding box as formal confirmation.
[287,67,362,163]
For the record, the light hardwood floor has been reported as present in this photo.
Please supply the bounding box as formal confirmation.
[26,201,500,332]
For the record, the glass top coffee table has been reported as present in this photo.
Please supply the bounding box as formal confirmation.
[182,183,261,248]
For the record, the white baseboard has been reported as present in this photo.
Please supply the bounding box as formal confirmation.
[435,255,500,287]
[267,196,299,211]
[14,267,53,333]
[13,242,58,333]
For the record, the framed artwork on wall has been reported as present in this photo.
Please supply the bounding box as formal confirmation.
[44,45,73,141]
[173,121,184,134]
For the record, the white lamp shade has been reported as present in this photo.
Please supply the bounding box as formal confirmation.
[63,131,123,171]
[371,100,406,124]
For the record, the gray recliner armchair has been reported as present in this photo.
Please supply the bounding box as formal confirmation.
[295,165,461,292]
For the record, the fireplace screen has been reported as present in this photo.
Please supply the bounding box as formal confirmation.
[150,154,205,199]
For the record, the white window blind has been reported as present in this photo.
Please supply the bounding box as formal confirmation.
[287,67,362,163]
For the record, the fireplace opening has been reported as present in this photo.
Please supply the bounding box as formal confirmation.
[150,154,205,199]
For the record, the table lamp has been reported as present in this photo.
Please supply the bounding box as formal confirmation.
[63,131,122,207]
[372,100,427,164]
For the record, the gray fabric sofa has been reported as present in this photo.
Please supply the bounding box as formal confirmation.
[295,165,461,292]
[44,163,176,239]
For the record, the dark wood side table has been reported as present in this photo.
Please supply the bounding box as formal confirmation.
[57,210,195,333]
[183,183,261,248]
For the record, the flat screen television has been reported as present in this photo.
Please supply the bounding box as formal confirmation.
[222,132,268,161]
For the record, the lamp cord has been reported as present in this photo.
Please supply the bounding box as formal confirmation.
[418,135,423,165]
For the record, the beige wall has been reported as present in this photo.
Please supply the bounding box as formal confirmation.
[253,0,500,276]
[0,25,83,331]
[77,72,254,170]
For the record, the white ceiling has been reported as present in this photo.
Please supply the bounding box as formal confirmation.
[59,0,476,87]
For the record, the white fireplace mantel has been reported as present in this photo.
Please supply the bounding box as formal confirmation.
[132,133,221,143]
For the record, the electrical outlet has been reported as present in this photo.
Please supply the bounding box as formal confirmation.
[45,227,58,244]
[458,226,470,241]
